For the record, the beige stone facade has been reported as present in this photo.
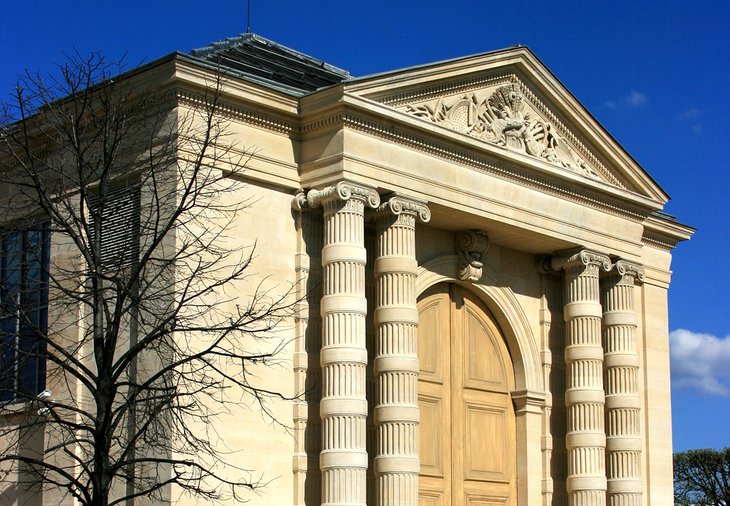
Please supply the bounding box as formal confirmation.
[1,35,693,505]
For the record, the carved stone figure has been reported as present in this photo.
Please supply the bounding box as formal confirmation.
[456,230,489,282]
[404,83,601,179]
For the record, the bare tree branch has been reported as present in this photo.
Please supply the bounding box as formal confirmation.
[0,53,296,506]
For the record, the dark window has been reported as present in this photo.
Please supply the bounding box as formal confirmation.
[0,223,50,403]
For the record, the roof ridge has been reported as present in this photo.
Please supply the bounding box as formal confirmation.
[190,33,351,78]
[190,33,255,57]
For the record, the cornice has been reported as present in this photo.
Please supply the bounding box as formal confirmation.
[641,213,695,251]
[640,235,673,252]
[175,90,296,134]
[343,46,530,97]
[299,111,344,135]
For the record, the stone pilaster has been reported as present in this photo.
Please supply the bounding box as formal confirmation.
[537,262,567,506]
[373,195,430,506]
[602,260,644,506]
[307,181,380,506]
[552,249,611,506]
[513,390,547,506]
[291,192,323,505]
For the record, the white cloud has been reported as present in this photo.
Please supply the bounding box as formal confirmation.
[625,90,647,107]
[678,107,703,136]
[670,329,730,396]
[599,91,648,110]
[680,107,701,120]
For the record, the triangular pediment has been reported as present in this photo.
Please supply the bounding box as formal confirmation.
[342,47,669,206]
[395,81,612,184]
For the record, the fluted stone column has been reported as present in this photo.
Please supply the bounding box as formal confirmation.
[552,250,611,506]
[307,181,380,506]
[602,260,644,506]
[373,195,430,506]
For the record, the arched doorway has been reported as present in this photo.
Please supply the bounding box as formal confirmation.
[417,283,516,506]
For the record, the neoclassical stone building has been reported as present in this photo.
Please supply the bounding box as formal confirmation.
[0,34,692,506]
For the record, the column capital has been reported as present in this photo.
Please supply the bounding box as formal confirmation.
[292,189,309,211]
[551,248,611,272]
[456,229,489,282]
[306,180,380,209]
[611,259,645,284]
[375,193,431,223]
[536,255,561,275]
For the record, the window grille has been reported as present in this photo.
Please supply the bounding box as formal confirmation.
[87,181,141,271]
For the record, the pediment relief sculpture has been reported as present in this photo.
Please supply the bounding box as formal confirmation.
[400,83,605,182]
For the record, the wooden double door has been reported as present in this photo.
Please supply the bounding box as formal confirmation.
[417,284,516,506]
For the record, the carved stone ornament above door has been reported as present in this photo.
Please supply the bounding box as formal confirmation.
[399,82,608,183]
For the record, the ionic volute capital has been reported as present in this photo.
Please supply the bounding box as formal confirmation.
[550,248,611,273]
[456,230,489,282]
[306,180,380,209]
[613,259,645,284]
[536,255,559,275]
[375,193,431,223]
[292,189,308,211]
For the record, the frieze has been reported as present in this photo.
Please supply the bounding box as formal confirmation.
[401,83,603,182]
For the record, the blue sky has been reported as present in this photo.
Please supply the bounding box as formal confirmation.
[2,1,729,452]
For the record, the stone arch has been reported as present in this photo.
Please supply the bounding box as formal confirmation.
[416,255,542,393]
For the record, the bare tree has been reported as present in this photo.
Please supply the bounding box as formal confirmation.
[0,53,294,506]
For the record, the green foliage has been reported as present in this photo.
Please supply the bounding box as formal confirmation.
[674,448,730,505]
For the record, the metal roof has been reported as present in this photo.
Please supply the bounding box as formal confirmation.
[189,33,351,94]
